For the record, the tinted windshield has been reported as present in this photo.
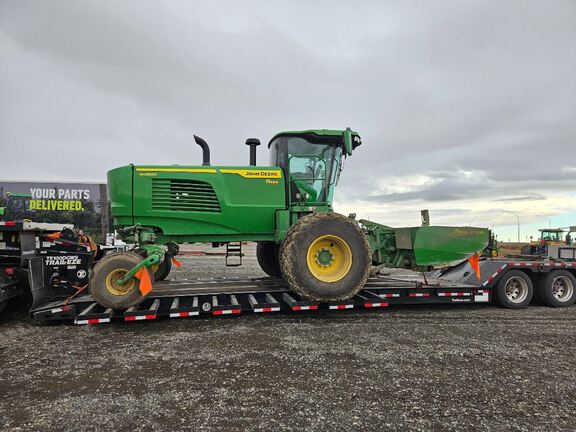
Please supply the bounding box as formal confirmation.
[541,231,562,241]
[286,137,341,204]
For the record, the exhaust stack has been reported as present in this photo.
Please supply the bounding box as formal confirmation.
[245,138,260,166]
[193,135,211,166]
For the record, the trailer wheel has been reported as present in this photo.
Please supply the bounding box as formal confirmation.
[494,270,533,309]
[279,212,371,302]
[90,252,153,310]
[256,242,281,277]
[537,270,576,307]
[0,300,6,314]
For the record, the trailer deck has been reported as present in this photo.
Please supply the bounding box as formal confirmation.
[30,274,491,324]
[28,255,576,324]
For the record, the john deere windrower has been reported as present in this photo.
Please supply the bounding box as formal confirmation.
[91,128,488,309]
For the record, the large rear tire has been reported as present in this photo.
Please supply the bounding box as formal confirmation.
[279,212,371,302]
[90,252,153,310]
[256,242,281,277]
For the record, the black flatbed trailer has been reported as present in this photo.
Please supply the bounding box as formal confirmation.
[29,256,576,324]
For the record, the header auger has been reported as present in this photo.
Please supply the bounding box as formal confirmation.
[91,128,488,310]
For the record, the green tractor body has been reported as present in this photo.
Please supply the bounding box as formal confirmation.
[108,129,356,245]
[94,128,488,310]
[108,164,287,243]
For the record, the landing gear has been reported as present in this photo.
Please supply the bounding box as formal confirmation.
[90,252,154,310]
[279,212,371,302]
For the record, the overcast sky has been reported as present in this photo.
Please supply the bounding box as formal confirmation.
[1,0,575,240]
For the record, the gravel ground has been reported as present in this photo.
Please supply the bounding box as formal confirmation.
[1,244,575,431]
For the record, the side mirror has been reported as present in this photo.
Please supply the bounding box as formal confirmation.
[343,127,353,156]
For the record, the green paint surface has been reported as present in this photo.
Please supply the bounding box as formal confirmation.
[109,165,286,243]
[412,226,489,266]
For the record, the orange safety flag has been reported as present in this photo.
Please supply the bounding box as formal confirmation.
[171,257,182,268]
[135,268,153,296]
[468,253,481,280]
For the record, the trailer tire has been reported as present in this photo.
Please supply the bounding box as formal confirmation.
[279,212,371,302]
[494,270,533,309]
[256,242,281,277]
[537,270,576,307]
[90,252,153,310]
[0,300,6,314]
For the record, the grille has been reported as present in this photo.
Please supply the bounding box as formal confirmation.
[152,179,221,213]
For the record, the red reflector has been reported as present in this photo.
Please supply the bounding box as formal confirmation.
[5,221,16,226]
[4,267,15,275]
[61,305,73,311]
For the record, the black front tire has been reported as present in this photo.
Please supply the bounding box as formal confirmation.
[537,270,576,308]
[90,252,153,310]
[279,212,371,302]
[256,242,281,277]
[494,270,533,309]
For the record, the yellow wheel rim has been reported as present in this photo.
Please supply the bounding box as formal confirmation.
[306,234,353,282]
[105,268,136,296]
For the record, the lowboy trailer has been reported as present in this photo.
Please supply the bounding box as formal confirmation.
[29,255,576,324]
[2,219,575,324]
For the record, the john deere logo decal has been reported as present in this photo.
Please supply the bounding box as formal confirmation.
[220,169,282,179]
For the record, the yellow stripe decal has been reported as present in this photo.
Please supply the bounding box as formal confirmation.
[220,169,282,179]
[136,168,217,174]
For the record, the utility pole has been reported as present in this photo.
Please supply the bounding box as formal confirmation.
[502,210,520,243]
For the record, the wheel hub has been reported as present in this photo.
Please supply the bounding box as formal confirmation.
[306,235,353,283]
[105,268,135,296]
[315,248,334,267]
[552,276,574,301]
[505,277,528,303]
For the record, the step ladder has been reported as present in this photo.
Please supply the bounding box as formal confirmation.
[225,242,242,267]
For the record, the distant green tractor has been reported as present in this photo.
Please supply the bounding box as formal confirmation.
[0,193,34,221]
[92,128,488,310]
